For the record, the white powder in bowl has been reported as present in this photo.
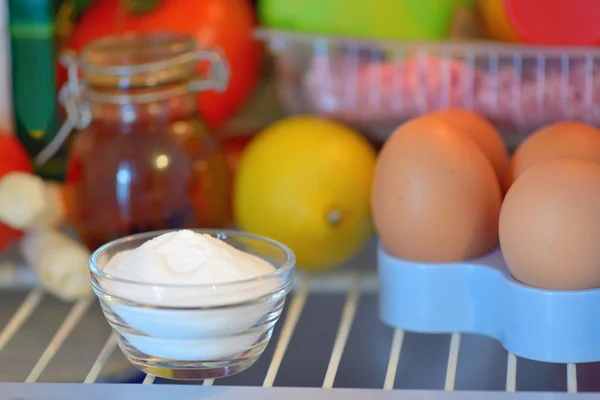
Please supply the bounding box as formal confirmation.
[98,230,287,361]
[104,229,275,286]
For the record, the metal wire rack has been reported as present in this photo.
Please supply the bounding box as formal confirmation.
[0,243,599,399]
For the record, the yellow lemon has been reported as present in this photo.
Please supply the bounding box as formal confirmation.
[234,116,377,271]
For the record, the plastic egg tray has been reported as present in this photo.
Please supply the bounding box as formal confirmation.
[378,244,600,364]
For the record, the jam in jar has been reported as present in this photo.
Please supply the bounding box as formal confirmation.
[61,32,231,250]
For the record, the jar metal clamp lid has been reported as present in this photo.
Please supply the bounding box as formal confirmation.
[34,31,230,166]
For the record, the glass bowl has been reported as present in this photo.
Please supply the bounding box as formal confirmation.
[89,229,296,380]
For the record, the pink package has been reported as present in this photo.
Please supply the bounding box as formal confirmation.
[475,62,600,128]
[299,53,600,134]
[303,55,480,125]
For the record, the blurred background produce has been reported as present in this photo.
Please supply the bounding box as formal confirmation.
[504,0,600,46]
[259,0,476,41]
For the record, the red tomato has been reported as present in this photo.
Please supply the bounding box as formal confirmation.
[0,136,34,176]
[0,135,34,252]
[69,0,262,129]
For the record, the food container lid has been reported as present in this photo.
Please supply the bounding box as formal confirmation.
[505,0,600,46]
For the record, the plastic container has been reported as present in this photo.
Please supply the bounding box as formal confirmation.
[259,29,600,143]
[378,244,600,364]
[89,229,295,380]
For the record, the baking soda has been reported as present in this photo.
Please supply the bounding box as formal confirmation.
[100,230,281,361]
[105,229,274,286]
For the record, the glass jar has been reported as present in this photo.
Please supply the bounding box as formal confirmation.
[56,32,231,250]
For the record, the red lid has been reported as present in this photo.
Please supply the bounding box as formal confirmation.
[505,0,600,46]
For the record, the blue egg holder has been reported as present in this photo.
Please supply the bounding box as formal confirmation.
[378,243,600,364]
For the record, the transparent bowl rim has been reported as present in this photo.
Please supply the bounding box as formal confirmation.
[89,229,296,289]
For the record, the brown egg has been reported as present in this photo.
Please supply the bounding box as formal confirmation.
[427,109,509,189]
[500,158,600,290]
[372,117,502,262]
[506,121,600,189]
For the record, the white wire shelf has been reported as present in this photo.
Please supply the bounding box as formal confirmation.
[0,243,599,398]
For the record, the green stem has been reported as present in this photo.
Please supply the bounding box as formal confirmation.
[121,0,162,15]
[74,0,96,14]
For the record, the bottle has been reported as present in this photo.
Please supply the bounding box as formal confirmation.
[8,0,64,179]
[61,32,231,250]
[0,0,14,134]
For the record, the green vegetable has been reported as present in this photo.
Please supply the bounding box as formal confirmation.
[258,0,470,40]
